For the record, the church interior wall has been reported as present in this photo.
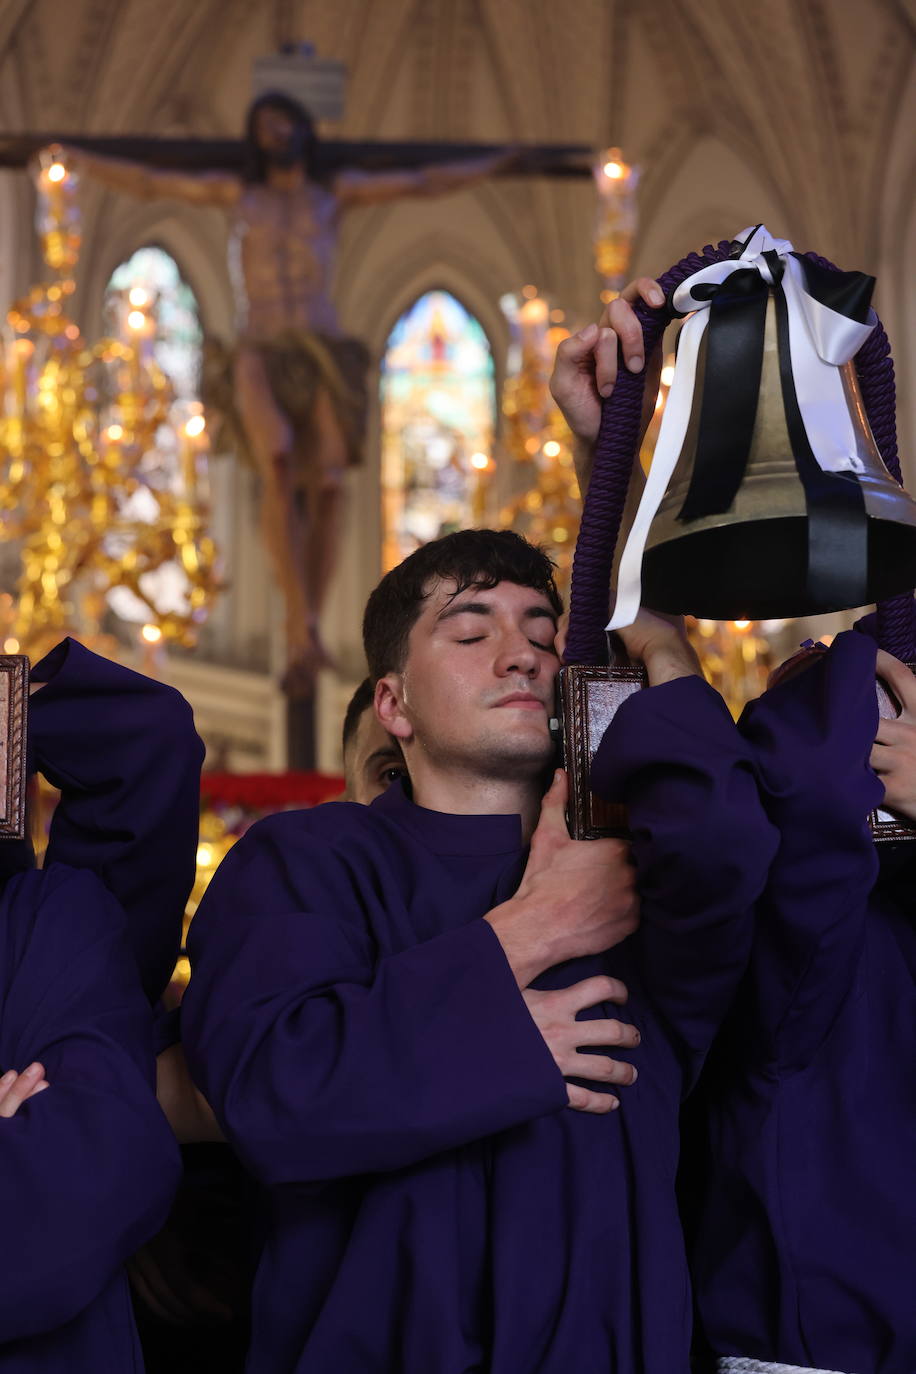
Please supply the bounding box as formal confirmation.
[0,0,913,772]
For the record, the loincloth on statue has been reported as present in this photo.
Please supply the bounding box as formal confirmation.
[201,329,371,474]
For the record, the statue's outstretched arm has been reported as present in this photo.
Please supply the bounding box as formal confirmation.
[333,150,516,210]
[56,145,241,208]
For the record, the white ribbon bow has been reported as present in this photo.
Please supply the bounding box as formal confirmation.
[606,224,876,631]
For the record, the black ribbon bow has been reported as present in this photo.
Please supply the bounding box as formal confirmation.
[672,250,876,611]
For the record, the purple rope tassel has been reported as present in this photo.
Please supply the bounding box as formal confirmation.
[565,241,734,666]
[564,243,916,666]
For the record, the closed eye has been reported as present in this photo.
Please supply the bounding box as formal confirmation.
[457,636,486,645]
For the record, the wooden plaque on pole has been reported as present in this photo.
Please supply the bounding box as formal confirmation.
[0,655,28,841]
[560,658,916,845]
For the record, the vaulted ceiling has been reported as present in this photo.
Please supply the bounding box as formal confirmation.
[2,0,914,460]
[2,0,913,268]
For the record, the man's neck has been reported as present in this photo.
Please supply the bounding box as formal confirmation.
[265,163,307,192]
[409,765,543,844]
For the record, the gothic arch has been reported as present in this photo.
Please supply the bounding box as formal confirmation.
[77,200,232,340]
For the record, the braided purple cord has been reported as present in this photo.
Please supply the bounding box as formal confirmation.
[564,241,734,665]
[804,251,915,659]
[564,243,915,665]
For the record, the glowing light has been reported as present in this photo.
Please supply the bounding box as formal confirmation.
[128,286,150,308]
[47,162,66,184]
[549,309,565,324]
[524,436,541,455]
[543,440,561,458]
[196,843,215,869]
[470,452,490,471]
[3,638,20,654]
[105,424,124,442]
[518,296,549,325]
[732,619,752,632]
[126,309,146,331]
[603,160,624,179]
[184,414,206,438]
[600,289,618,305]
[521,284,539,300]
[660,364,675,387]
[140,623,162,644]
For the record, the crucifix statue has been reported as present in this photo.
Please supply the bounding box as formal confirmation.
[2,97,588,717]
[49,94,533,694]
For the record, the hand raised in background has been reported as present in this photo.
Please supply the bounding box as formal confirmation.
[872,649,916,821]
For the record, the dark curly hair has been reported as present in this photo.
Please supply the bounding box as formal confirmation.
[341,677,375,754]
[363,529,563,683]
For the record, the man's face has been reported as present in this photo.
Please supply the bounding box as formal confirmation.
[344,708,407,806]
[381,579,560,782]
[253,106,302,165]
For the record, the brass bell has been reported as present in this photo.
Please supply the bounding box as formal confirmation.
[640,295,916,620]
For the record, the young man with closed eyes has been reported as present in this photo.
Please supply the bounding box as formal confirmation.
[183,528,776,1373]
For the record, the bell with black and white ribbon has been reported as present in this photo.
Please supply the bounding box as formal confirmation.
[607,224,916,628]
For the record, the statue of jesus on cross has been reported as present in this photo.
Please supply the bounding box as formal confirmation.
[59,94,513,693]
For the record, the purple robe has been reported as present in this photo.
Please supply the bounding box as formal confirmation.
[0,640,202,1369]
[692,631,916,1371]
[30,638,205,1004]
[0,866,181,1371]
[183,677,777,1373]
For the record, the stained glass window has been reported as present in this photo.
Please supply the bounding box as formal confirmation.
[105,245,203,399]
[380,290,496,571]
[102,247,207,629]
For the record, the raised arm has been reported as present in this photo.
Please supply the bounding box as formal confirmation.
[181,815,569,1186]
[590,613,779,1082]
[0,867,180,1343]
[736,631,883,1069]
[334,150,515,210]
[57,144,240,208]
[29,638,205,1003]
[549,277,666,496]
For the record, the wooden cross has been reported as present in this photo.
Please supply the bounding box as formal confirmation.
[0,135,593,178]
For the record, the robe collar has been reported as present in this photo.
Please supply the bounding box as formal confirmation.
[372,779,525,857]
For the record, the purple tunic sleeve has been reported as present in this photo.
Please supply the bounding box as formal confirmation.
[736,631,882,1069]
[29,638,205,1003]
[0,866,181,1344]
[590,676,778,1078]
[181,821,567,1185]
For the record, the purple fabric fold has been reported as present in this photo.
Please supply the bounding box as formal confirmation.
[30,637,205,1003]
[693,632,916,1372]
[0,866,181,1370]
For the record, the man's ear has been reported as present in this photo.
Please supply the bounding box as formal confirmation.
[375,675,413,743]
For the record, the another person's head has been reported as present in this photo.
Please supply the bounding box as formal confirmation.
[365,530,562,788]
[342,677,406,805]
[244,92,318,182]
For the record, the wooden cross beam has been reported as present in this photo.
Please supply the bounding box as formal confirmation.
[0,135,594,178]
